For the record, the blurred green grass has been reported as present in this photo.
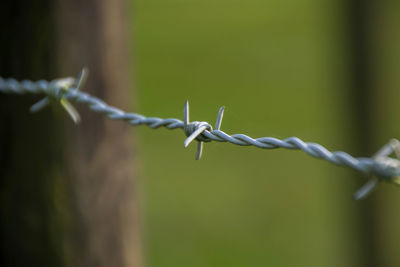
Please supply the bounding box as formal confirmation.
[132,0,363,266]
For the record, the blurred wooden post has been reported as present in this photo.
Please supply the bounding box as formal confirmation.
[346,1,400,266]
[346,1,380,267]
[0,0,141,266]
[365,1,400,267]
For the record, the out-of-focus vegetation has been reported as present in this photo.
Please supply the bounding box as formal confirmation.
[133,1,400,266]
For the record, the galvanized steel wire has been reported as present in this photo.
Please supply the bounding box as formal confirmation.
[1,70,399,199]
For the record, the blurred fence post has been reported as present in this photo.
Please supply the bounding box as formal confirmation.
[357,1,400,266]
[346,1,399,267]
[346,1,379,267]
[0,1,141,266]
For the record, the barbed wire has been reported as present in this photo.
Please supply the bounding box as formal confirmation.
[1,69,399,200]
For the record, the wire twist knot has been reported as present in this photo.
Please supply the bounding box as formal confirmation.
[184,121,212,142]
[47,79,74,101]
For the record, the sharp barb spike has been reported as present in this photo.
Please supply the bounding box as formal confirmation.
[30,97,50,113]
[74,67,89,90]
[215,106,225,130]
[196,141,204,160]
[373,142,394,159]
[184,100,189,126]
[390,139,400,159]
[353,178,379,200]
[60,99,81,124]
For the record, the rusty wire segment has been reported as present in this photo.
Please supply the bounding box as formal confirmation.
[1,69,399,200]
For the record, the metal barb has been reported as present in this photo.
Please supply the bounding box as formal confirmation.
[215,106,225,130]
[196,141,204,160]
[74,67,89,90]
[390,138,400,158]
[63,68,88,123]
[60,98,81,124]
[29,97,49,113]
[183,101,224,160]
[353,178,379,200]
[183,100,208,160]
[29,69,88,124]
[353,138,400,200]
[184,100,189,127]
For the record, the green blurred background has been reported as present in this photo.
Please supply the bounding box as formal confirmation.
[132,1,400,266]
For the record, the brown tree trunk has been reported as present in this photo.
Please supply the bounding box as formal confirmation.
[0,0,141,266]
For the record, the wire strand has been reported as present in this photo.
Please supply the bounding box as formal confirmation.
[1,73,399,200]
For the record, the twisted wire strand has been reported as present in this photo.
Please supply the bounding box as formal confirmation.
[0,75,391,178]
